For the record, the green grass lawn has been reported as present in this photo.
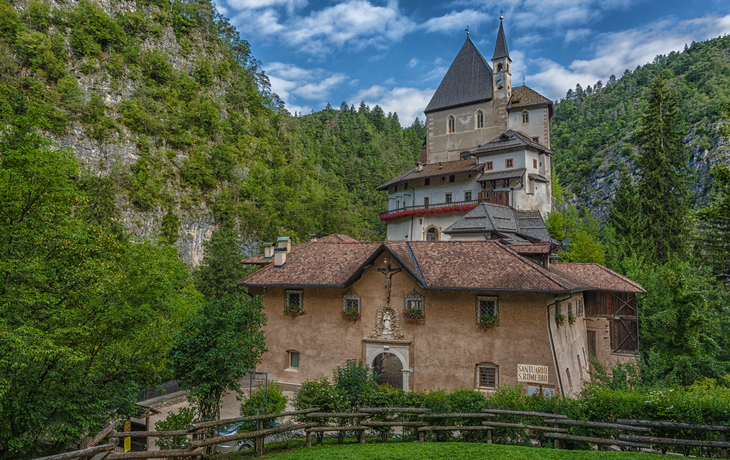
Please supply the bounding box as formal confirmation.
[219,442,650,460]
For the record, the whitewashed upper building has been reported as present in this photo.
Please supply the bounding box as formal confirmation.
[378,21,555,242]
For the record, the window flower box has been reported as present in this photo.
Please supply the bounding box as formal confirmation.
[403,308,425,324]
[342,307,361,322]
[478,313,498,331]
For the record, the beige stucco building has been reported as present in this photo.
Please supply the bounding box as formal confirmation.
[242,236,644,397]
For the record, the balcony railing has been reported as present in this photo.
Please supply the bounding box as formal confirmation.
[379,192,510,221]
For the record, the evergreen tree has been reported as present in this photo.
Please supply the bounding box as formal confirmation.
[698,164,730,279]
[605,169,643,271]
[194,225,248,298]
[634,75,691,265]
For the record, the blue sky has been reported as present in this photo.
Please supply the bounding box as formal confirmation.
[213,0,730,126]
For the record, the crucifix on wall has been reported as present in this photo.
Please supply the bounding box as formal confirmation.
[378,263,401,304]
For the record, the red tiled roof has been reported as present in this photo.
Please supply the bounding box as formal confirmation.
[550,263,646,294]
[242,242,382,287]
[241,235,358,265]
[508,243,550,254]
[240,241,644,294]
[509,86,552,109]
[377,158,481,190]
[318,234,358,242]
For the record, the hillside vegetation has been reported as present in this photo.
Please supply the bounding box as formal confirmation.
[0,0,422,265]
[551,34,730,215]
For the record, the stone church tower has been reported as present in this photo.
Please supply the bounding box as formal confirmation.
[378,20,556,242]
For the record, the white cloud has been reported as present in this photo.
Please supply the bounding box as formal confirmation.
[514,33,543,47]
[226,0,306,11]
[526,13,730,100]
[236,0,416,55]
[421,9,490,34]
[264,63,349,111]
[564,28,591,43]
[350,85,435,127]
[424,66,449,81]
[408,58,418,68]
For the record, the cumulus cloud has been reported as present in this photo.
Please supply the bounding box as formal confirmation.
[265,63,349,112]
[421,9,490,34]
[350,85,435,127]
[234,0,415,55]
[526,13,730,100]
[408,58,419,68]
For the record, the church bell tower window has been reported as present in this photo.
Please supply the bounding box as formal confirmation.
[448,115,455,133]
[497,63,503,72]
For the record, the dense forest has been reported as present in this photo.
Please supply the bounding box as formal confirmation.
[2,0,730,457]
[552,34,730,215]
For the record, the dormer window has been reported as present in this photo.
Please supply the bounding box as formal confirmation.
[476,110,484,129]
[448,116,455,133]
[522,110,529,124]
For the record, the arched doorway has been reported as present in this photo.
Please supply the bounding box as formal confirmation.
[372,352,403,389]
[425,227,439,241]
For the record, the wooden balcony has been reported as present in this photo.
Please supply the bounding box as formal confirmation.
[379,191,510,221]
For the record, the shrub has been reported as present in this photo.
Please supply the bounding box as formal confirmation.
[154,407,196,450]
[141,50,174,84]
[334,359,376,410]
[193,59,213,87]
[293,377,344,413]
[240,382,288,430]
[69,1,126,58]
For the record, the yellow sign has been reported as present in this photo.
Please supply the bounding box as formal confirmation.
[124,420,131,452]
[517,364,549,384]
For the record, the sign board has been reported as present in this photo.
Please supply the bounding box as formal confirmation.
[124,420,131,452]
[517,364,549,384]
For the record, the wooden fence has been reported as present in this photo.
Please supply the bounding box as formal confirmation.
[31,408,730,460]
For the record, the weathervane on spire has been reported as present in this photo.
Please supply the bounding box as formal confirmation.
[500,9,504,20]
[465,25,469,37]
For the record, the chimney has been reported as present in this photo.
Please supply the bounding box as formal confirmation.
[310,233,318,242]
[274,247,287,267]
[277,236,292,253]
[263,242,274,259]
[416,162,423,172]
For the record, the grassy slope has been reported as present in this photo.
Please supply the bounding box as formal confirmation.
[249,443,648,460]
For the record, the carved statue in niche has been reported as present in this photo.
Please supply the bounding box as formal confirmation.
[370,304,403,340]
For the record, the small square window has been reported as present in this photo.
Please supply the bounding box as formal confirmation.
[476,295,498,324]
[343,294,360,314]
[532,137,539,143]
[533,159,538,169]
[289,351,299,368]
[486,161,493,171]
[505,159,513,168]
[425,178,430,186]
[477,365,497,388]
[287,291,302,309]
[445,193,452,203]
[449,175,455,183]
[465,191,472,201]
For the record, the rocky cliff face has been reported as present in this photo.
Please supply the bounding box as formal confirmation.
[5,0,265,265]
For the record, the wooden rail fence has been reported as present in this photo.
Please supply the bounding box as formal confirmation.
[31,408,730,460]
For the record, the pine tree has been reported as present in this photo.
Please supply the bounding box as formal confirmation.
[698,165,730,279]
[194,224,248,298]
[634,76,691,265]
[606,169,643,270]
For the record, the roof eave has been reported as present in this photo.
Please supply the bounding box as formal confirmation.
[424,98,493,114]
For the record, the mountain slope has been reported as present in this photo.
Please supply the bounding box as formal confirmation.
[551,35,730,217]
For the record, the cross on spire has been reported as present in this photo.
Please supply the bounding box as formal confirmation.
[465,25,469,36]
[500,9,504,20]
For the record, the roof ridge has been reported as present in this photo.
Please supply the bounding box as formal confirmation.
[498,243,576,291]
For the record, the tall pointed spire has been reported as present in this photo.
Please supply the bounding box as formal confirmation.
[492,19,510,61]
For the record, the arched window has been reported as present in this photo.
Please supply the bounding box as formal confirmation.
[476,110,484,128]
[425,227,439,241]
[448,115,455,133]
[522,110,529,124]
[497,63,503,72]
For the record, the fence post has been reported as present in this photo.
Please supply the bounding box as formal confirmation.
[721,427,727,460]
[256,413,264,457]
[487,428,492,444]
[305,430,312,448]
[553,411,560,450]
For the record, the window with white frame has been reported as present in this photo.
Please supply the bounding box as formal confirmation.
[287,350,300,369]
[476,296,498,323]
[465,191,472,201]
[445,193,452,203]
[522,110,529,124]
[342,290,360,313]
[477,364,498,389]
